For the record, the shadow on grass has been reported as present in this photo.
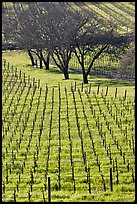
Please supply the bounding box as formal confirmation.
[27,64,135,87]
[88,78,135,86]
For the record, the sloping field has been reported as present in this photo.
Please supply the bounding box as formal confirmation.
[3,2,135,33]
[2,60,135,202]
[67,2,134,33]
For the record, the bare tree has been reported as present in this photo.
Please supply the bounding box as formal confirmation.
[3,2,52,69]
[47,2,89,79]
[72,23,132,83]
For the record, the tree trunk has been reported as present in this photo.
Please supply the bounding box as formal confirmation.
[38,50,43,69]
[81,62,88,84]
[44,53,50,70]
[63,69,69,79]
[40,50,50,70]
[83,74,88,84]
[28,49,35,66]
[39,58,43,69]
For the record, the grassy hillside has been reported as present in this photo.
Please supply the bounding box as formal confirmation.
[2,50,135,88]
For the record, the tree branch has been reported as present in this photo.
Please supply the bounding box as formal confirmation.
[87,44,108,76]
[73,46,82,66]
[52,53,63,71]
[53,49,64,68]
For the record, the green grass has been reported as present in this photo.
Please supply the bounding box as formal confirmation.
[2,51,135,202]
[2,50,135,88]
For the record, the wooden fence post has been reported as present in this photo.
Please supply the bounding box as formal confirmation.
[116,169,119,184]
[88,167,91,193]
[3,184,5,194]
[47,177,51,202]
[23,72,25,83]
[74,81,76,92]
[4,59,6,67]
[97,84,100,94]
[132,168,135,183]
[115,87,117,98]
[105,86,108,96]
[19,70,21,78]
[28,75,30,84]
[8,62,10,69]
[14,189,16,202]
[38,79,40,88]
[33,78,35,86]
[81,82,83,92]
[124,90,127,100]
[28,190,31,202]
[110,168,113,191]
[88,83,91,93]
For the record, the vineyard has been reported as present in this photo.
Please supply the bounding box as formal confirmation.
[66,2,134,37]
[3,2,135,33]
[2,59,135,202]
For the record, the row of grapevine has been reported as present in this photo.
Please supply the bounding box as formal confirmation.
[94,2,134,30]
[72,2,134,32]
[112,2,135,17]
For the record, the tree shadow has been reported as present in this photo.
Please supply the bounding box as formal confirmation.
[27,64,135,86]
[88,77,135,86]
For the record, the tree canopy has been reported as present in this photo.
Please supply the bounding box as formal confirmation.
[2,2,134,83]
